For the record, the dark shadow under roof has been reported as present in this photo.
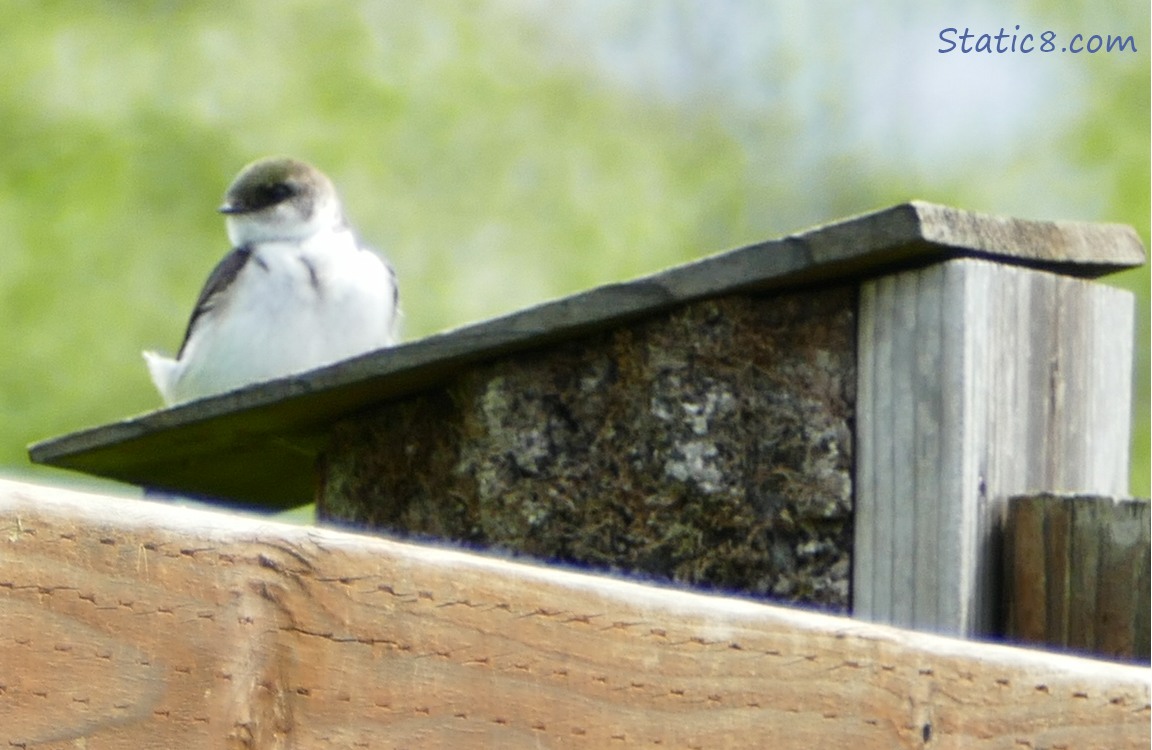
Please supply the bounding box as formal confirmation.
[29,201,1146,509]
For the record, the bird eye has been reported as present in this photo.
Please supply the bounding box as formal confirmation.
[261,182,294,204]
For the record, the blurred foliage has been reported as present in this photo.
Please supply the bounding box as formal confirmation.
[0,1,1146,500]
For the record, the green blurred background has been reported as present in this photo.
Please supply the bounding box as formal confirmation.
[2,1,1148,503]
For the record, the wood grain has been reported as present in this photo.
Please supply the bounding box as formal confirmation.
[2,479,1149,749]
[1005,494,1150,662]
[855,259,1135,637]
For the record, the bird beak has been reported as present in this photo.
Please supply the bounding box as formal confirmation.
[218,203,242,215]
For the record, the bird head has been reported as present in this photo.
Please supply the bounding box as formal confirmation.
[219,157,344,246]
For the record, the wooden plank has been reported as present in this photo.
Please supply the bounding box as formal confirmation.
[1005,494,1151,663]
[855,259,1135,637]
[27,202,1145,509]
[889,271,919,621]
[2,479,1149,749]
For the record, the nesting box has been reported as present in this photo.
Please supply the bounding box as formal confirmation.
[31,202,1144,637]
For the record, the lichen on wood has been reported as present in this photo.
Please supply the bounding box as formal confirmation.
[321,286,856,611]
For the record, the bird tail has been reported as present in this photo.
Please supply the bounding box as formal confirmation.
[142,351,178,406]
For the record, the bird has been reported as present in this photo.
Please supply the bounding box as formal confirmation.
[144,157,399,406]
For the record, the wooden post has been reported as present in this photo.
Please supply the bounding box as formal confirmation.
[1005,493,1151,663]
[854,259,1135,637]
[2,479,1150,749]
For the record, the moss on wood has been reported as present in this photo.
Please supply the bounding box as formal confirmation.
[321,286,855,611]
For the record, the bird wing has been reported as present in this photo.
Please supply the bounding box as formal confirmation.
[176,245,254,358]
[386,259,399,310]
[383,256,401,342]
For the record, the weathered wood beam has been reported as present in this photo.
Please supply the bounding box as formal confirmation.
[855,259,1134,637]
[3,479,1148,749]
[1005,494,1151,662]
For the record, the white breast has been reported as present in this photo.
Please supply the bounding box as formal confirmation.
[155,229,397,405]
